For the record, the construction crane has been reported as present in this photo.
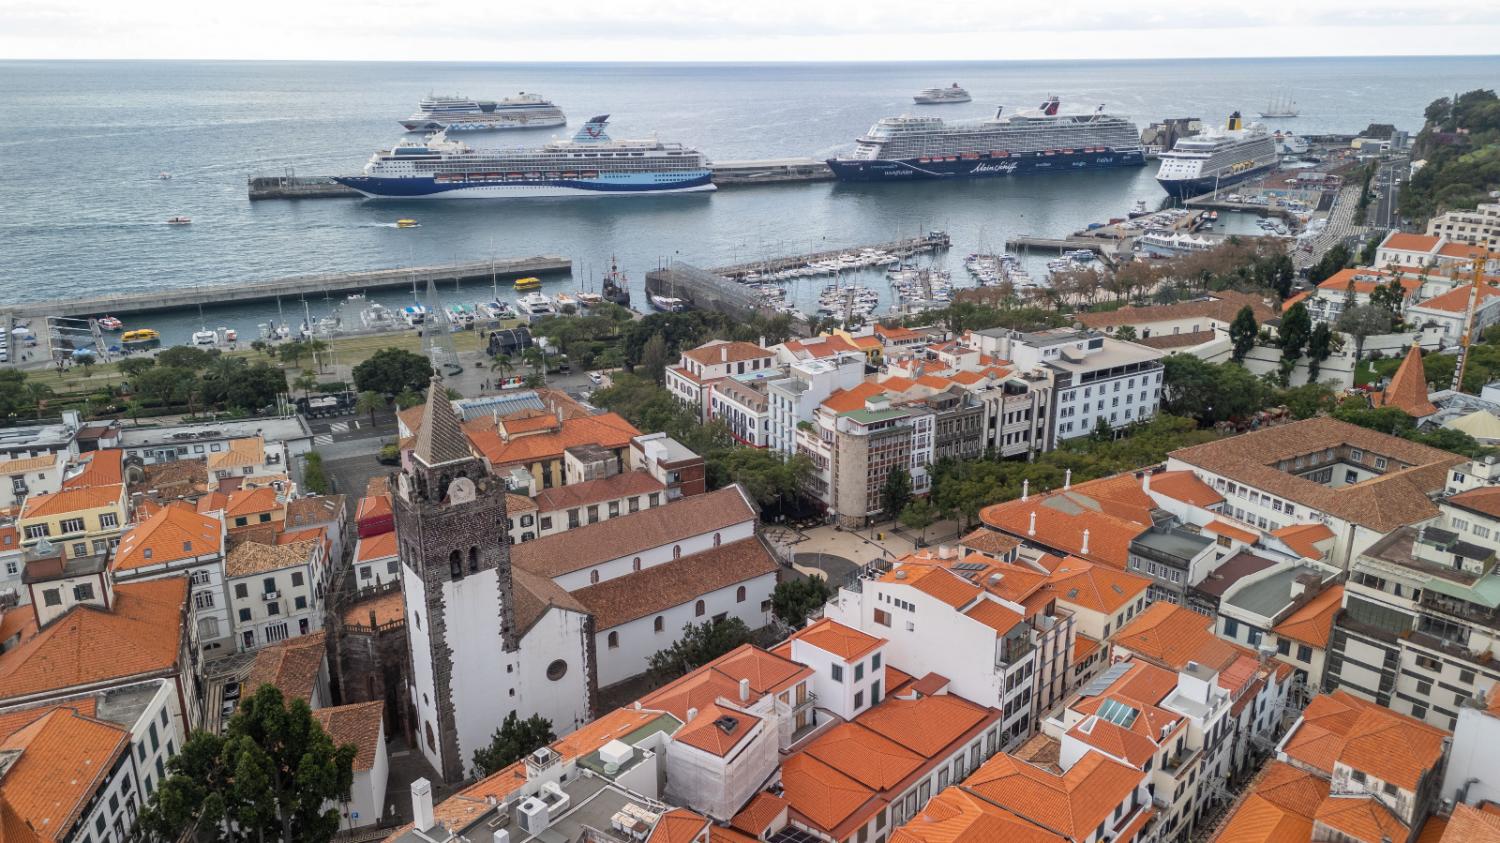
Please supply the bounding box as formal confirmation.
[1450,247,1500,392]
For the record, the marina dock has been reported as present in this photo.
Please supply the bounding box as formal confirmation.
[247,158,834,200]
[711,232,951,280]
[3,257,572,319]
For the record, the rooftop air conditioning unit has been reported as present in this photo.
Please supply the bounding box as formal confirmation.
[517,797,550,835]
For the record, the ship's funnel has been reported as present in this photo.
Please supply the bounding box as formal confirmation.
[1227,111,1243,131]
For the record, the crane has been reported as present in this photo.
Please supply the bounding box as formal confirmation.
[1450,247,1499,392]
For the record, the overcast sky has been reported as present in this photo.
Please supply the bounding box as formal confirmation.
[4,0,1499,61]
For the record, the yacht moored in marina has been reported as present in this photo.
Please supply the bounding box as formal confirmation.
[515,292,558,321]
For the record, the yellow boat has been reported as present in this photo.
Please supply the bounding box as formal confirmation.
[396,219,419,228]
[513,276,541,292]
[121,328,161,345]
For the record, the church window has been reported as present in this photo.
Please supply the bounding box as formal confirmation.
[674,545,682,560]
[546,659,568,681]
[633,557,642,572]
[714,532,721,547]
[607,631,619,649]
[695,600,706,617]
[449,550,463,580]
[590,570,600,584]
[655,616,664,632]
[468,547,479,573]
[425,722,436,752]
[737,586,747,603]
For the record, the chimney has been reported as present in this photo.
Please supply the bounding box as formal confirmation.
[739,678,750,702]
[412,778,435,832]
[1064,469,1071,491]
[1081,529,1091,555]
[555,406,564,426]
[1022,479,1029,501]
[721,345,729,363]
[1028,511,1037,536]
[687,706,698,722]
[1142,471,1152,493]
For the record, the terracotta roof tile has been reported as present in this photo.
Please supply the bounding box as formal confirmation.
[224,539,316,578]
[1213,762,1328,843]
[0,707,130,840]
[1072,634,1100,666]
[646,807,710,843]
[1373,344,1438,417]
[893,786,1066,843]
[1206,520,1259,544]
[1270,523,1336,560]
[59,450,123,491]
[880,564,980,609]
[1415,284,1500,313]
[979,473,1156,568]
[0,698,97,741]
[224,486,279,519]
[245,632,326,704]
[112,505,222,572]
[1382,232,1441,253]
[354,531,397,564]
[286,495,343,528]
[1077,291,1277,331]
[673,702,761,757]
[1148,470,1225,507]
[1315,796,1408,843]
[1169,418,1464,532]
[779,753,880,833]
[821,382,891,414]
[355,493,392,522]
[569,536,777,630]
[1281,691,1447,789]
[342,590,404,629]
[0,579,187,702]
[0,454,60,475]
[510,566,588,637]
[532,471,665,513]
[639,644,810,723]
[963,750,1143,840]
[511,486,754,578]
[730,792,787,837]
[1113,602,1240,673]
[1043,557,1150,615]
[206,437,264,471]
[682,341,774,366]
[1273,585,1343,649]
[788,617,885,661]
[1440,805,1500,843]
[195,491,228,514]
[465,412,639,469]
[855,694,992,759]
[19,485,124,520]
[312,701,384,771]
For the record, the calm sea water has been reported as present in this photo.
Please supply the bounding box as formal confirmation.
[2,57,1497,343]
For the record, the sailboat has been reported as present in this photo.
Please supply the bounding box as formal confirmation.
[1259,92,1299,119]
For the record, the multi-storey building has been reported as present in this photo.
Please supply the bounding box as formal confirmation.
[111,504,233,662]
[0,451,64,510]
[1426,201,1500,252]
[17,483,127,562]
[765,351,866,457]
[224,537,327,652]
[709,373,774,447]
[664,340,778,422]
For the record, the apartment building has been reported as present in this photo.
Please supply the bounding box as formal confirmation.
[765,351,866,457]
[224,538,327,652]
[0,451,64,510]
[1426,201,1500,252]
[17,483,127,561]
[665,340,778,422]
[111,504,233,661]
[709,373,774,447]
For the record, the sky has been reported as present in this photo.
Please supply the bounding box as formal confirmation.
[4,0,1500,61]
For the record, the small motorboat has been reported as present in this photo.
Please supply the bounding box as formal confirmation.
[396,218,420,228]
[554,292,577,309]
[514,276,542,292]
[223,327,238,343]
[158,172,172,180]
[192,328,217,346]
[576,291,604,307]
[97,316,123,331]
[167,216,192,225]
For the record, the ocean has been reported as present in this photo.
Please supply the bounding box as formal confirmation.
[1,56,1497,344]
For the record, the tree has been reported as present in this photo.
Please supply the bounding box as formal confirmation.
[135,685,356,843]
[714,449,812,508]
[156,345,215,371]
[899,498,937,545]
[352,347,433,395]
[302,452,329,495]
[471,712,555,777]
[639,332,670,384]
[394,389,423,409]
[1360,233,1383,266]
[1279,302,1312,362]
[648,618,753,682]
[1281,383,1338,419]
[1306,323,1335,382]
[489,354,516,382]
[1307,243,1351,285]
[134,366,199,410]
[276,340,309,369]
[117,356,156,379]
[293,370,319,399]
[1114,326,1138,341]
[355,390,385,426]
[880,467,912,521]
[1160,355,1274,426]
[250,339,270,357]
[1368,277,1406,322]
[1229,305,1258,363]
[305,339,330,372]
[771,577,833,628]
[1336,304,1394,359]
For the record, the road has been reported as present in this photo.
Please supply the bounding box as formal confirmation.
[1295,182,1372,272]
[1370,157,1405,230]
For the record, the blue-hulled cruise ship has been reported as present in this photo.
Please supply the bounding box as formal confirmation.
[827,97,1145,182]
[335,116,715,200]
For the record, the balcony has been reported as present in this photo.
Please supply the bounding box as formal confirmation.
[791,691,818,714]
[261,590,281,601]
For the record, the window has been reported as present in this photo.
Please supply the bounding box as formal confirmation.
[1297,644,1312,662]
[239,608,251,622]
[59,517,85,534]
[831,664,844,683]
[267,601,280,616]
[234,583,248,599]
[607,631,619,649]
[875,608,891,626]
[736,585,746,603]
[590,570,600,585]
[72,542,88,558]
[295,596,307,610]
[1224,618,1240,638]
[871,679,882,705]
[546,659,568,681]
[695,600,705,617]
[23,524,49,539]
[654,616,665,633]
[99,512,118,529]
[855,690,864,709]
[43,588,61,607]
[873,652,881,669]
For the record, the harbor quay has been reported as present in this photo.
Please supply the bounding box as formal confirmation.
[2,256,571,319]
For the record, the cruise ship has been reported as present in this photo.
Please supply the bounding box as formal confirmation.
[400,93,566,132]
[914,84,971,105]
[826,97,1145,182]
[335,116,715,200]
[1154,112,1280,200]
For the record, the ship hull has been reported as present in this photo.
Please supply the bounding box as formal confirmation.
[826,148,1146,182]
[399,115,567,132]
[1155,160,1278,200]
[334,173,716,200]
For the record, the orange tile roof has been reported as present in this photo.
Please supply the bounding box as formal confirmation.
[1066,713,1158,767]
[1315,796,1408,843]
[354,531,397,565]
[19,484,124,520]
[195,490,228,514]
[639,644,811,723]
[342,589,404,628]
[1316,268,1420,295]
[465,412,640,468]
[682,341,774,366]
[1147,470,1224,507]
[1214,761,1328,843]
[647,808,710,843]
[886,564,982,609]
[59,450,123,491]
[1373,344,1438,417]
[1072,634,1100,666]
[112,505,222,572]
[964,599,1025,636]
[1273,585,1343,649]
[730,792,787,837]
[1440,805,1500,843]
[1382,232,1441,253]
[0,707,129,841]
[1282,290,1311,311]
[804,721,924,791]
[0,699,98,741]
[780,752,881,834]
[224,486,280,518]
[875,324,923,342]
[963,750,1143,840]
[1112,602,1241,673]
[1415,284,1500,313]
[0,578,187,702]
[855,693,992,759]
[206,437,265,471]
[821,381,891,414]
[355,494,392,522]
[1281,691,1447,789]
[893,786,1066,843]
[0,454,61,476]
[245,632,326,704]
[312,701,384,771]
[979,473,1155,569]
[1271,523,1336,560]
[1042,557,1150,615]
[788,617,885,661]
[1206,520,1258,544]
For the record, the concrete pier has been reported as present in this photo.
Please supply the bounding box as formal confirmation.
[711,232,951,279]
[248,175,360,200]
[4,257,572,319]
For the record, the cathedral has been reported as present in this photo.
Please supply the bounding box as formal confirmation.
[393,378,595,782]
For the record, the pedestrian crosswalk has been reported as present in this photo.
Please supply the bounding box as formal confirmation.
[329,421,350,434]
[314,433,334,446]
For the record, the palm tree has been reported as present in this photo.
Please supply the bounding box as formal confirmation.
[305,339,330,372]
[293,370,318,399]
[489,354,516,384]
[355,390,385,426]
[522,347,545,380]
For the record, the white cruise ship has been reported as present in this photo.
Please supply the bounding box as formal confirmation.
[1154,112,1280,200]
[400,93,566,132]
[337,116,714,200]
[914,84,971,105]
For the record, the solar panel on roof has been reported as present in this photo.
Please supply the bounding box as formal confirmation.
[952,562,987,572]
[770,828,825,843]
[1080,662,1132,697]
[1098,698,1140,728]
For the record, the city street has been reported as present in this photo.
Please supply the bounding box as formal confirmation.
[1370,157,1405,230]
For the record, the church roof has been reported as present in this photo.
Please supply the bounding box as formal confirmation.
[412,376,473,467]
[1375,344,1438,418]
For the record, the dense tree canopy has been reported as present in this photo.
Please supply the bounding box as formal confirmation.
[352,347,433,395]
[472,712,556,777]
[648,618,753,682]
